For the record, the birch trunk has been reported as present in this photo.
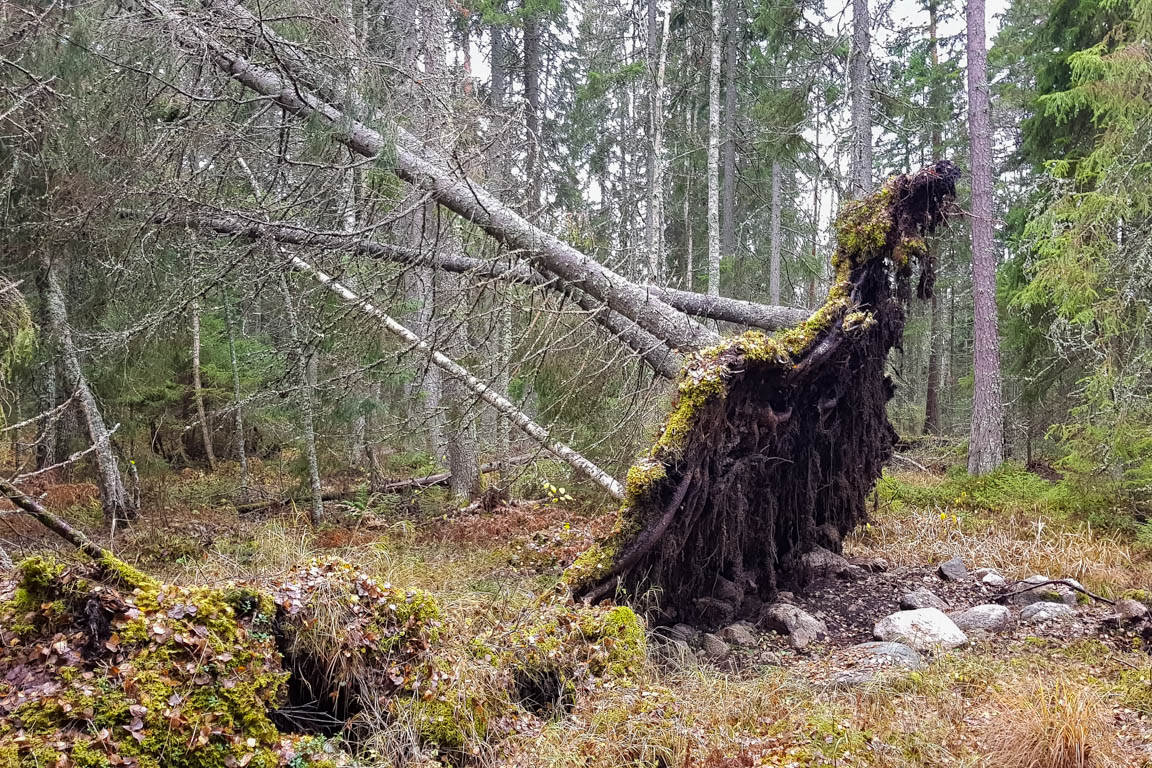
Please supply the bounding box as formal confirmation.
[289,255,624,499]
[277,272,324,524]
[923,1,944,435]
[40,254,136,527]
[190,300,217,469]
[966,0,1004,474]
[849,0,873,198]
[645,3,670,285]
[720,0,739,267]
[707,0,723,298]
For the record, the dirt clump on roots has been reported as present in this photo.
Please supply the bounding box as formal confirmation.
[565,161,961,625]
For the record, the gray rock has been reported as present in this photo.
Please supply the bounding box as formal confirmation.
[815,523,842,550]
[937,556,969,582]
[700,633,731,659]
[1007,575,1082,606]
[981,572,1007,588]
[851,557,890,573]
[762,603,828,650]
[873,608,968,651]
[693,596,736,626]
[776,591,796,604]
[719,622,757,647]
[1020,602,1076,623]
[831,642,923,688]
[900,587,949,611]
[847,641,924,669]
[840,565,869,581]
[800,545,852,578]
[1102,598,1148,625]
[670,623,702,647]
[949,604,1012,632]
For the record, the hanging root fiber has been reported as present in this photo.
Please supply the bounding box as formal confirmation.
[565,161,961,625]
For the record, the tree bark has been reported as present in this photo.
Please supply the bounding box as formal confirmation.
[922,1,944,436]
[277,272,324,524]
[148,210,807,335]
[966,0,1004,474]
[706,0,723,297]
[769,160,782,305]
[848,0,873,198]
[39,254,136,528]
[32,268,58,471]
[720,0,740,268]
[288,254,625,499]
[524,12,542,213]
[222,290,250,499]
[645,2,670,285]
[190,299,217,469]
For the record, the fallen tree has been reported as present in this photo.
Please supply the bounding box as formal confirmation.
[564,163,961,623]
[124,0,960,622]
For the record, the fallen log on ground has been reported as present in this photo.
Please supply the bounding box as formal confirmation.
[564,162,961,624]
[234,454,536,514]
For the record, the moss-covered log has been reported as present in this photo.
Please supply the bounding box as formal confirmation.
[565,162,961,624]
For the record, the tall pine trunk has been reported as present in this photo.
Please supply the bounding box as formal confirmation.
[770,161,782,305]
[849,0,872,198]
[923,2,944,435]
[966,0,1004,474]
[720,0,739,268]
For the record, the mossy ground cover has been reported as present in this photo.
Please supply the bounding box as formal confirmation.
[5,463,1152,766]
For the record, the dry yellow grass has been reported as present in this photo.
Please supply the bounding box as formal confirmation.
[980,677,1119,768]
[847,487,1151,594]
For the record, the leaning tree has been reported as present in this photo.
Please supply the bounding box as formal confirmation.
[95,0,959,622]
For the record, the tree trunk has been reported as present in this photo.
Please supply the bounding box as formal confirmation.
[289,254,625,499]
[277,272,324,525]
[720,0,739,268]
[645,2,670,285]
[966,0,1004,475]
[524,13,542,213]
[489,6,512,459]
[148,211,807,336]
[33,268,58,471]
[923,1,943,436]
[223,290,250,499]
[770,160,782,305]
[146,0,720,351]
[848,0,873,198]
[40,254,136,527]
[706,0,723,297]
[190,299,217,469]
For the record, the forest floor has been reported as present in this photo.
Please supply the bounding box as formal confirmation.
[4,463,1152,767]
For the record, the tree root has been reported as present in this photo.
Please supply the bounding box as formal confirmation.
[565,162,962,624]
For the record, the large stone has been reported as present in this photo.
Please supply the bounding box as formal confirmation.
[1102,598,1148,626]
[1006,575,1080,606]
[761,603,828,650]
[719,622,757,647]
[700,632,731,659]
[831,642,923,688]
[900,587,949,611]
[693,596,737,626]
[949,604,1012,632]
[1020,602,1076,623]
[973,567,1007,587]
[660,623,702,648]
[800,546,852,578]
[873,608,968,652]
[937,556,969,582]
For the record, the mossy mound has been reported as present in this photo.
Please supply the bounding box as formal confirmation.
[0,553,647,765]
[269,557,646,757]
[0,556,286,768]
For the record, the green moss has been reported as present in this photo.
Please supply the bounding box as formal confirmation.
[1122,588,1152,605]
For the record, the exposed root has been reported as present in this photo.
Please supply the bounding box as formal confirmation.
[566,162,961,624]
